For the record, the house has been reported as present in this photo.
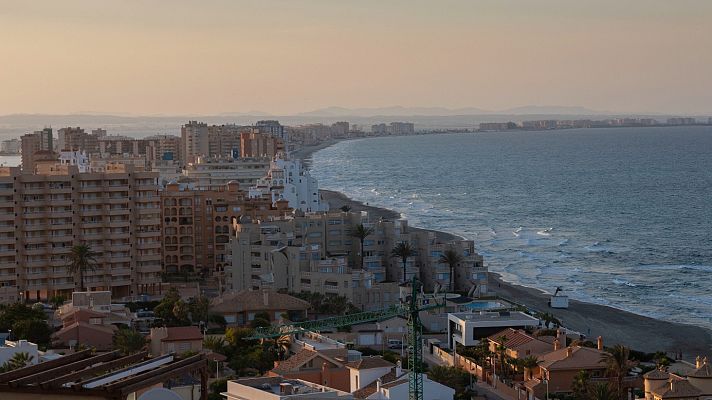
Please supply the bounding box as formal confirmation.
[522,338,609,398]
[210,289,310,326]
[347,357,455,400]
[149,326,203,356]
[270,348,352,391]
[644,357,712,400]
[447,311,540,348]
[0,340,38,366]
[52,308,117,350]
[222,376,352,399]
[487,328,556,361]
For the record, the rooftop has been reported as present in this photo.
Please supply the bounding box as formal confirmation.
[449,311,540,323]
[346,356,394,370]
[211,289,311,314]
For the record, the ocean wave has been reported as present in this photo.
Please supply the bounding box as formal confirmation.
[612,278,637,287]
[537,228,553,236]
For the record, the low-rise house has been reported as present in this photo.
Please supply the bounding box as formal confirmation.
[210,289,310,326]
[270,348,352,392]
[447,311,540,348]
[347,357,455,400]
[644,357,712,400]
[223,376,352,399]
[149,326,203,356]
[52,308,117,350]
[487,328,558,361]
[522,339,609,398]
[0,340,38,366]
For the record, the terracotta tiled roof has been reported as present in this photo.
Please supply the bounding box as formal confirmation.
[651,379,702,398]
[380,375,408,389]
[162,326,203,342]
[488,328,554,357]
[488,328,534,347]
[645,369,671,380]
[539,346,607,371]
[53,321,116,338]
[689,363,712,378]
[346,356,395,370]
[61,308,107,322]
[272,348,348,375]
[352,368,399,399]
[210,289,311,314]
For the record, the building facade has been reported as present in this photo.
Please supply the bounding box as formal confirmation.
[0,163,162,303]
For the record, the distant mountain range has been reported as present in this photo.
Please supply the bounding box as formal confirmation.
[296,105,607,117]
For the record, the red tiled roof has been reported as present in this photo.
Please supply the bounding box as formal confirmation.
[61,308,107,322]
[539,346,607,371]
[346,356,395,370]
[651,379,702,398]
[210,289,311,314]
[488,328,535,348]
[273,348,348,375]
[53,321,116,338]
[162,326,203,342]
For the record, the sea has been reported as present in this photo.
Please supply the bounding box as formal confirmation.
[309,127,712,330]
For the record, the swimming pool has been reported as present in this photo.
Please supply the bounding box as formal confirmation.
[464,301,507,310]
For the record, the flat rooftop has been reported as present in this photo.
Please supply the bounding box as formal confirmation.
[449,311,539,323]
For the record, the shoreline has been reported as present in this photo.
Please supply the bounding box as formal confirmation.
[296,139,712,357]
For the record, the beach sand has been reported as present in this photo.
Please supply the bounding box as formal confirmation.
[297,141,712,357]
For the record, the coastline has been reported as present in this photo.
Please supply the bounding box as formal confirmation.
[296,139,712,356]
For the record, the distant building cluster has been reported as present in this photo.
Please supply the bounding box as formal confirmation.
[478,116,712,132]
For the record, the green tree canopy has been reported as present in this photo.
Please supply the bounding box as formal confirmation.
[113,328,147,355]
[11,320,52,348]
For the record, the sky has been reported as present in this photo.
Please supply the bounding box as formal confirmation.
[0,0,711,116]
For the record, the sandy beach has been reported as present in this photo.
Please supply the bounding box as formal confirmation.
[296,141,712,357]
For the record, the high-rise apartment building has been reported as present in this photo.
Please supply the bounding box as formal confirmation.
[180,121,245,165]
[20,128,55,172]
[57,127,99,153]
[255,120,286,142]
[160,181,291,289]
[0,164,162,304]
[240,131,284,158]
[182,156,270,189]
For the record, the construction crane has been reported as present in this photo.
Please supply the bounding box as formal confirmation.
[247,277,441,400]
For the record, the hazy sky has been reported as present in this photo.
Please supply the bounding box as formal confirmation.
[1,0,711,115]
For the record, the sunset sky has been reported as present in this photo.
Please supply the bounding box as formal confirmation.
[1,0,710,115]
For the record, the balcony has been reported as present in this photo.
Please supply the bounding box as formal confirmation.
[108,208,130,216]
[78,185,103,193]
[23,236,47,245]
[0,224,14,233]
[23,248,47,256]
[79,197,104,205]
[107,197,130,205]
[0,237,15,245]
[104,185,129,192]
[137,264,162,273]
[78,208,104,216]
[137,242,160,250]
[136,230,159,238]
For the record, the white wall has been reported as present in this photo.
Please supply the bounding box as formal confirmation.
[0,340,39,366]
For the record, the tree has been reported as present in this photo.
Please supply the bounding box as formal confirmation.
[276,335,291,360]
[203,336,227,354]
[572,370,591,400]
[11,319,52,348]
[438,247,463,292]
[172,300,190,325]
[49,295,66,309]
[0,303,46,332]
[68,244,98,292]
[520,355,540,380]
[188,296,210,324]
[251,311,271,329]
[113,328,147,355]
[495,335,509,378]
[153,288,190,327]
[589,382,617,400]
[391,241,415,283]
[600,344,635,400]
[351,224,374,270]
[428,365,473,400]
[0,352,34,372]
[537,312,562,329]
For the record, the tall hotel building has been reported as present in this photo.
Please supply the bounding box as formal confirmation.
[0,163,162,304]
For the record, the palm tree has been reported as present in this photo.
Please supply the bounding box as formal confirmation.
[203,336,227,354]
[589,382,617,400]
[537,312,562,328]
[68,244,98,292]
[520,355,540,380]
[572,370,591,400]
[351,224,374,270]
[438,247,463,292]
[113,328,147,355]
[0,352,34,372]
[391,241,415,283]
[495,335,509,378]
[276,335,292,360]
[600,344,634,400]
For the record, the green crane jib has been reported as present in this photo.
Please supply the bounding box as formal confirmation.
[247,277,440,400]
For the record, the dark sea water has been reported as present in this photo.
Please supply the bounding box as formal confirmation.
[310,127,712,329]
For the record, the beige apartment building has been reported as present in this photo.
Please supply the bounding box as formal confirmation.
[20,128,54,172]
[160,181,291,287]
[240,130,285,158]
[182,156,271,189]
[0,164,162,304]
[227,210,487,310]
[181,121,245,165]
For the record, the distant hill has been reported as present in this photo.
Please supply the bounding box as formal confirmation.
[297,106,491,117]
[497,105,606,115]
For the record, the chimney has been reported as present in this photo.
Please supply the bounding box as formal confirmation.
[670,379,676,392]
[566,347,573,358]
[697,356,702,369]
[556,328,565,347]
[396,360,403,376]
[554,338,561,351]
[597,336,603,351]
[376,378,382,392]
